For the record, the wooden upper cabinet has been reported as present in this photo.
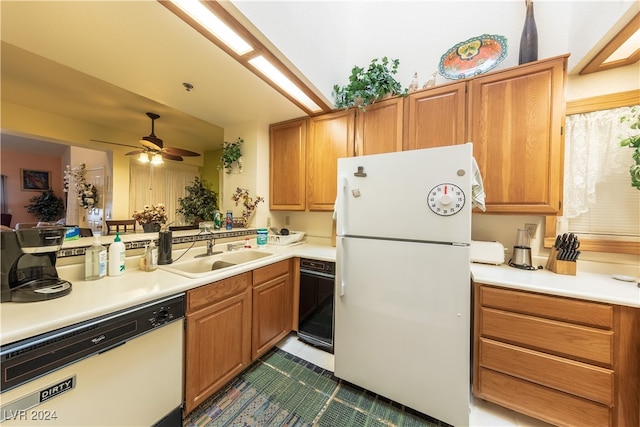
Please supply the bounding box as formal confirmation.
[307,109,355,211]
[468,56,567,214]
[404,82,467,150]
[269,118,307,211]
[355,97,403,156]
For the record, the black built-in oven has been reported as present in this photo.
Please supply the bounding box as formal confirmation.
[298,258,335,353]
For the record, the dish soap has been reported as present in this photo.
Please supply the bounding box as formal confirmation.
[145,240,158,272]
[108,232,126,276]
[85,237,107,280]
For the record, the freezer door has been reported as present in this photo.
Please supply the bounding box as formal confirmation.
[335,236,470,427]
[336,143,473,244]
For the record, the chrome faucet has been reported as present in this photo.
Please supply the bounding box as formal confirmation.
[227,242,245,251]
[195,233,220,258]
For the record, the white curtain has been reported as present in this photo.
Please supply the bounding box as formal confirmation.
[564,106,636,218]
[129,162,199,226]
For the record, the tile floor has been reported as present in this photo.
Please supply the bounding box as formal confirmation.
[276,333,554,427]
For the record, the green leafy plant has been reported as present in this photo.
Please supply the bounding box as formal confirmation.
[219,137,243,174]
[619,106,640,190]
[332,57,407,110]
[176,177,218,224]
[25,189,65,222]
[176,177,219,224]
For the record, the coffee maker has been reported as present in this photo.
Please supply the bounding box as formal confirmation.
[1,227,72,302]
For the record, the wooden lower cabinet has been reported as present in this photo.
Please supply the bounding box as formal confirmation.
[184,272,252,414]
[473,282,640,427]
[252,260,292,360]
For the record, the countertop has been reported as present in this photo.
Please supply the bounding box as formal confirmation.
[1,242,638,346]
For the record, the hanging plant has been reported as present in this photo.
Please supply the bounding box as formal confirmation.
[219,137,243,174]
[230,187,264,226]
[25,190,65,222]
[619,106,640,190]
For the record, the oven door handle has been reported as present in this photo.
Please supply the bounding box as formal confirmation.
[299,269,335,280]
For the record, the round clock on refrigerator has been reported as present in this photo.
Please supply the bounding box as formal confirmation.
[427,183,466,216]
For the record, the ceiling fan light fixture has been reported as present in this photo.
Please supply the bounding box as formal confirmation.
[151,154,164,165]
[138,152,150,163]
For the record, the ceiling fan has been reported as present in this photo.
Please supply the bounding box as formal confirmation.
[91,112,201,162]
[125,112,201,162]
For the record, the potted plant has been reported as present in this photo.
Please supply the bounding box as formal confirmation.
[619,105,640,190]
[132,203,168,232]
[219,137,243,174]
[25,189,65,222]
[332,57,407,110]
[176,177,219,224]
[230,187,264,227]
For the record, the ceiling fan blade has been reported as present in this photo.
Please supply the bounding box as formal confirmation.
[125,150,145,156]
[162,147,201,157]
[90,138,139,149]
[161,152,183,162]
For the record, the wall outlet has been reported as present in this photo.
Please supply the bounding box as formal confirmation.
[525,223,538,238]
[266,216,271,227]
[285,215,290,226]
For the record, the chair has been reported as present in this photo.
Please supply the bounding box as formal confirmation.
[105,220,136,235]
[1,213,12,227]
[79,228,93,237]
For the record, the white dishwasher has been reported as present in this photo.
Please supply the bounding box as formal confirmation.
[0,294,184,426]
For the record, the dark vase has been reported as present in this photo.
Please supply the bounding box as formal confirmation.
[519,0,538,65]
[142,223,161,233]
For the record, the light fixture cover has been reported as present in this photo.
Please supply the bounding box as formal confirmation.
[151,154,164,165]
[138,152,150,163]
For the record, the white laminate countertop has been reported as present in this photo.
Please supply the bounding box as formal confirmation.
[0,243,335,346]
[1,242,638,346]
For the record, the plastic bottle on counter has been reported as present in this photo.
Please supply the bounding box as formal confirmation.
[108,232,126,276]
[256,228,268,248]
[140,244,148,271]
[85,237,107,280]
[145,240,158,271]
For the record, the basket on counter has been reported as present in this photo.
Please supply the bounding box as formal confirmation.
[267,231,305,246]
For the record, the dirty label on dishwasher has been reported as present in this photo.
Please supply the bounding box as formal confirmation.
[0,376,75,422]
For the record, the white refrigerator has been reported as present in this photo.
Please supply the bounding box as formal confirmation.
[334,143,473,427]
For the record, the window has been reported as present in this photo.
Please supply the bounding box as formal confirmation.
[545,90,640,255]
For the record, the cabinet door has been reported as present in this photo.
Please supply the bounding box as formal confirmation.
[355,97,403,156]
[270,118,307,211]
[252,273,292,360]
[184,288,251,414]
[404,82,466,150]
[468,57,566,213]
[307,109,355,211]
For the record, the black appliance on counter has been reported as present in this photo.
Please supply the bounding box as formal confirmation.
[1,227,71,302]
[298,258,335,353]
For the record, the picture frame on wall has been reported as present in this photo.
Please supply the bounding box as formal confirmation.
[21,169,51,191]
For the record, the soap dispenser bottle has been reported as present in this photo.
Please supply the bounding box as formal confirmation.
[145,240,158,271]
[85,237,107,280]
[108,232,126,276]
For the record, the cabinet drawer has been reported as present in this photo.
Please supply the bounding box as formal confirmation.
[187,272,251,312]
[479,338,613,405]
[477,368,611,427]
[480,285,613,329]
[480,307,613,366]
[253,260,289,286]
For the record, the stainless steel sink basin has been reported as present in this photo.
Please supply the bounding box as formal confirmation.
[159,249,274,278]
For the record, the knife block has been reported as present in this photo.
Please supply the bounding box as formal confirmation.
[546,248,576,276]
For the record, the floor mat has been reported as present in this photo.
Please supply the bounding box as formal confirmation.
[183,348,450,427]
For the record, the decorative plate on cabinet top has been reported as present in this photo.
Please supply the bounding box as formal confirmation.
[439,34,508,80]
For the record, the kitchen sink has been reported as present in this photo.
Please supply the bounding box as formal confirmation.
[159,249,274,278]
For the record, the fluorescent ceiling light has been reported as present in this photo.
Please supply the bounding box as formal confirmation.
[605,29,639,63]
[171,0,253,55]
[249,56,322,112]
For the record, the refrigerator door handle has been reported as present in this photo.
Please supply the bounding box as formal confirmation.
[337,175,348,236]
[338,238,346,297]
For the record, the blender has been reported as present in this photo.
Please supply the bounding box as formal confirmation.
[509,228,535,270]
